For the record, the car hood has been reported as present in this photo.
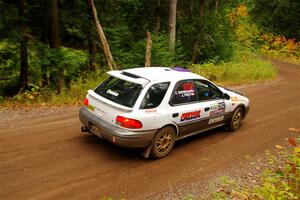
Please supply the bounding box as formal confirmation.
[218,87,249,103]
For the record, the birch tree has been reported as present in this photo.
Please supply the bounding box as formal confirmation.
[168,0,177,53]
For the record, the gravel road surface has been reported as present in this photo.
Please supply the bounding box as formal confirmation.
[1,59,299,200]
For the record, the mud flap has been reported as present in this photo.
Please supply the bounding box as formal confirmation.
[141,136,155,158]
[141,144,152,158]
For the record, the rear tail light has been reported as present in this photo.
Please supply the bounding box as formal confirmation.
[116,116,143,129]
[83,97,89,106]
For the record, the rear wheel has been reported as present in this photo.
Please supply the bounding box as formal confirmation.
[228,107,243,131]
[150,126,176,159]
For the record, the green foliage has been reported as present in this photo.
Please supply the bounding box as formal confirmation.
[0,39,88,96]
[98,197,126,200]
[44,70,107,104]
[189,56,277,85]
[251,0,300,40]
[38,44,88,78]
[212,135,300,200]
[110,32,185,68]
[2,70,107,105]
[0,40,42,96]
[227,3,261,57]
[184,194,194,200]
[177,0,236,63]
[1,56,276,107]
[0,40,19,89]
[2,0,297,105]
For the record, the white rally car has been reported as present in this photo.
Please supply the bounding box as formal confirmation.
[79,67,249,159]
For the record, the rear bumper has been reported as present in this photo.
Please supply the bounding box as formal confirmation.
[79,107,157,148]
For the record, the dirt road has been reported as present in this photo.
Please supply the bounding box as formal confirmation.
[1,59,300,200]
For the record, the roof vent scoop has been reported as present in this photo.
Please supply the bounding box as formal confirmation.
[172,67,191,72]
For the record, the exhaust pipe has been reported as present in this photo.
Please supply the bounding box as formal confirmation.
[81,126,89,132]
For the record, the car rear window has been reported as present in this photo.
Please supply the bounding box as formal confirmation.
[94,76,143,108]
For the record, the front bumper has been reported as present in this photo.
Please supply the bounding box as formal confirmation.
[79,107,157,148]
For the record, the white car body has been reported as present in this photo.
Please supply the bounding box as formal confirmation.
[79,67,249,158]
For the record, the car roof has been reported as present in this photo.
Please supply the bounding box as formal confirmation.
[120,67,207,82]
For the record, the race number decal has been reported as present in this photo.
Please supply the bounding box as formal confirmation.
[175,82,195,97]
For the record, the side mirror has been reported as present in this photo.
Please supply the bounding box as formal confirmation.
[222,93,230,100]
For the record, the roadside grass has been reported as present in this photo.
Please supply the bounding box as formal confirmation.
[0,71,107,108]
[262,51,300,65]
[210,132,300,200]
[189,57,277,86]
[0,57,277,108]
[43,71,108,105]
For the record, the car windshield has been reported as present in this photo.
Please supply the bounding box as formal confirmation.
[94,76,143,108]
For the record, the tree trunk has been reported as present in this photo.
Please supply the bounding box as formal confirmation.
[20,34,28,89]
[168,0,177,53]
[215,0,221,14]
[88,26,97,71]
[200,0,206,19]
[155,0,161,32]
[189,0,194,20]
[18,0,28,90]
[87,0,115,71]
[190,0,194,12]
[40,33,49,87]
[191,0,206,63]
[191,39,199,63]
[50,0,64,94]
[50,0,60,49]
[145,31,152,67]
[41,65,48,87]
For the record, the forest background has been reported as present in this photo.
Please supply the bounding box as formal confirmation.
[0,0,299,105]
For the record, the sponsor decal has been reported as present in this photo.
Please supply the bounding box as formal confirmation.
[180,110,201,122]
[231,96,247,102]
[231,96,238,101]
[208,116,224,124]
[145,109,157,113]
[107,89,119,96]
[175,89,195,97]
[210,102,226,116]
[210,104,218,110]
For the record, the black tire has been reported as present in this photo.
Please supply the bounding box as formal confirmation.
[150,126,176,159]
[228,107,244,132]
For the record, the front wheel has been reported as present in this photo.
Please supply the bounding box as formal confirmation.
[228,107,244,131]
[150,126,176,159]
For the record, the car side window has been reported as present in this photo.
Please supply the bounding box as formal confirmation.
[170,80,199,105]
[140,82,170,109]
[194,80,222,101]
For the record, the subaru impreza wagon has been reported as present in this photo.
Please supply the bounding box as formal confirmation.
[79,67,249,159]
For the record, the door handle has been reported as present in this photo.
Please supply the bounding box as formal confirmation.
[204,107,210,112]
[172,113,179,118]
